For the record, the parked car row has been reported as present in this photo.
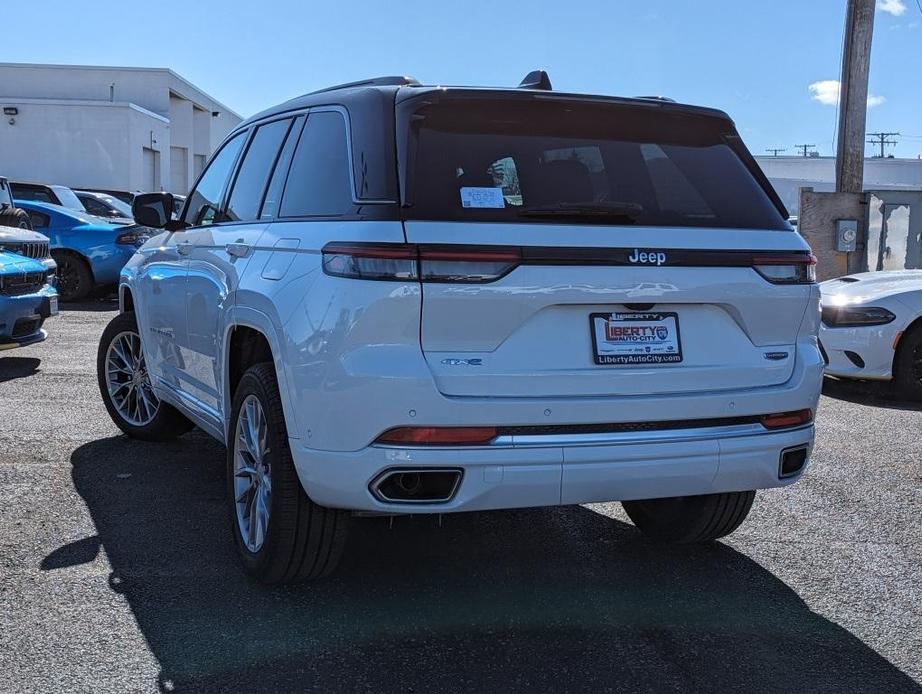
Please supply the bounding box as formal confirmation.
[2,179,179,302]
[17,201,150,302]
[9,181,186,219]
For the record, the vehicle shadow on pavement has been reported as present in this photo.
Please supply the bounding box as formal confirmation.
[60,297,118,312]
[0,356,41,383]
[822,376,922,412]
[61,434,920,694]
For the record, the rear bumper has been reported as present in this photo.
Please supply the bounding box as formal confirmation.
[290,424,815,513]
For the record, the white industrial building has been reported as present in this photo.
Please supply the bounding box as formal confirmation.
[756,155,922,215]
[0,63,242,195]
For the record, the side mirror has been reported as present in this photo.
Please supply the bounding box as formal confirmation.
[132,192,175,229]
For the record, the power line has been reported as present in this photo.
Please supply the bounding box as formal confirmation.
[794,144,816,157]
[765,148,786,156]
[866,132,900,157]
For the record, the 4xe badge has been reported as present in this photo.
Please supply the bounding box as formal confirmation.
[628,249,667,266]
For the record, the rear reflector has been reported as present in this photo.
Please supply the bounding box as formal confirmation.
[376,426,498,445]
[760,409,813,430]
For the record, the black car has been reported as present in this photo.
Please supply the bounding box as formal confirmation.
[79,188,137,206]
[10,182,86,212]
[75,191,134,221]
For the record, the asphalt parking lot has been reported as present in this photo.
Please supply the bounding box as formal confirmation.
[1,303,920,693]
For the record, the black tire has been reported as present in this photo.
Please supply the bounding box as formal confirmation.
[0,207,32,230]
[52,250,93,302]
[622,491,756,543]
[893,326,922,400]
[97,311,194,441]
[228,363,349,583]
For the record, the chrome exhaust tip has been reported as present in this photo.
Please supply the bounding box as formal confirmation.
[779,445,809,479]
[370,468,463,504]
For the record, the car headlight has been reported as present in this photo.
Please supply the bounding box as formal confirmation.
[821,305,896,327]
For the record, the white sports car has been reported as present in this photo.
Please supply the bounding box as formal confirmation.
[820,271,922,397]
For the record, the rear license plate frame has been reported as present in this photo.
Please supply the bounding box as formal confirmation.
[590,311,683,365]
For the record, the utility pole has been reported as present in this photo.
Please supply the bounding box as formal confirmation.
[866,132,900,158]
[766,148,786,157]
[835,0,876,192]
[794,144,816,157]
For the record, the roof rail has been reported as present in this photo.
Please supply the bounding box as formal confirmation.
[634,95,676,103]
[306,76,421,96]
[518,70,552,91]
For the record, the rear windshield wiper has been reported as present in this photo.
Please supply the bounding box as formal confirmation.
[517,201,642,223]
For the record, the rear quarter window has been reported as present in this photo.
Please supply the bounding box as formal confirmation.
[279,111,353,218]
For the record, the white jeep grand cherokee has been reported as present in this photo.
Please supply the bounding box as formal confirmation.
[97,73,823,583]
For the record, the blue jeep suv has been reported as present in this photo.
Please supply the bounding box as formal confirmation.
[15,201,149,302]
[0,250,57,350]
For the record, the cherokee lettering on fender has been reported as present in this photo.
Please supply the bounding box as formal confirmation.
[628,249,667,265]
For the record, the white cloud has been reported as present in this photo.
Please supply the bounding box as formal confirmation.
[809,80,841,105]
[809,80,885,108]
[878,0,907,15]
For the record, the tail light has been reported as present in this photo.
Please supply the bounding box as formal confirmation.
[376,426,498,445]
[115,229,151,246]
[419,246,520,283]
[760,409,813,430]
[321,243,418,281]
[753,253,817,284]
[321,243,521,283]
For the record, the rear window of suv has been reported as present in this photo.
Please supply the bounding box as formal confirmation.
[399,95,788,230]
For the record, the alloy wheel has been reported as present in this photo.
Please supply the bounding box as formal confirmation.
[56,257,79,300]
[233,395,272,553]
[911,342,922,387]
[104,330,160,426]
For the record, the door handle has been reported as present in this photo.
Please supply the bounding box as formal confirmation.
[176,242,193,256]
[227,242,252,258]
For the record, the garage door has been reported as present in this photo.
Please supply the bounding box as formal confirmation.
[170,146,188,195]
[142,147,160,193]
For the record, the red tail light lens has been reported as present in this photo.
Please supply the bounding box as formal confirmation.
[419,247,521,283]
[753,254,817,284]
[760,409,813,429]
[376,426,498,445]
[321,243,522,283]
[322,243,418,281]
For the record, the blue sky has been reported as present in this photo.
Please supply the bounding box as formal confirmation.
[5,0,921,158]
